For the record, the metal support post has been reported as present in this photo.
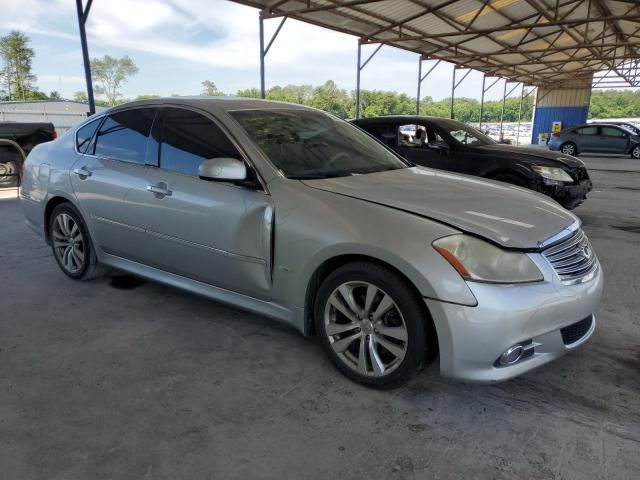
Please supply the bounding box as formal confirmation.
[355,41,383,119]
[416,58,440,115]
[499,80,508,140]
[259,13,287,99]
[76,0,95,115]
[450,67,456,119]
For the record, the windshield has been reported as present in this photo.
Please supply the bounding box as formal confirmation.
[436,119,496,147]
[229,109,408,179]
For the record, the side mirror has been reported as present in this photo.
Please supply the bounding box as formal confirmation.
[198,157,247,181]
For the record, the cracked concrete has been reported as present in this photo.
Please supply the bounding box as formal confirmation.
[0,155,638,479]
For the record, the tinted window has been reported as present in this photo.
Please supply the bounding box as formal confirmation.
[576,126,598,135]
[95,108,155,163]
[601,126,627,138]
[160,108,240,176]
[231,109,407,179]
[76,117,102,154]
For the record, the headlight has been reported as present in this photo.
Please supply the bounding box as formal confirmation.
[433,235,543,284]
[532,165,573,183]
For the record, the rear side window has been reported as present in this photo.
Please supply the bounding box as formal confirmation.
[575,126,598,135]
[601,126,626,138]
[76,117,102,154]
[95,108,156,164]
[159,108,240,176]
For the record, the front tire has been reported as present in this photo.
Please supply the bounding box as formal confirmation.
[560,142,578,155]
[631,144,640,159]
[314,262,433,389]
[49,203,102,280]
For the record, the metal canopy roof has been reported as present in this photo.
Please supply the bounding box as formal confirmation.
[232,0,640,88]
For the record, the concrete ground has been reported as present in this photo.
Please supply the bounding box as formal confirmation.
[1,155,639,480]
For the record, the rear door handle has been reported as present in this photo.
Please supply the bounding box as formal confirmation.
[73,167,92,177]
[146,183,172,198]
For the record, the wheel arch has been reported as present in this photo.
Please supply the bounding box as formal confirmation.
[43,194,75,245]
[302,253,439,358]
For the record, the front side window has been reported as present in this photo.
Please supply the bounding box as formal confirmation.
[601,126,627,138]
[230,109,408,179]
[94,108,155,164]
[576,126,598,136]
[433,119,495,146]
[159,108,240,176]
[76,117,102,154]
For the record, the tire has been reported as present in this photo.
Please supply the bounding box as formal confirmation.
[492,173,527,187]
[49,202,103,280]
[560,142,578,156]
[0,160,18,188]
[314,262,433,389]
[631,144,640,159]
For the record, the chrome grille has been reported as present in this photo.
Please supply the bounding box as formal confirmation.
[542,229,597,283]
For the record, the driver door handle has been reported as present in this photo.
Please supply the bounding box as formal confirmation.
[146,184,172,198]
[73,167,92,177]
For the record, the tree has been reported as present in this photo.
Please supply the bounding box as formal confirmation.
[90,55,138,106]
[0,30,37,100]
[201,80,224,96]
[48,90,63,100]
[73,91,88,103]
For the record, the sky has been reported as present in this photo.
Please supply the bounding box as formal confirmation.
[0,0,550,102]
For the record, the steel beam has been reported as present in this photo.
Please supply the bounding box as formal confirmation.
[416,58,441,114]
[355,41,383,119]
[75,0,95,115]
[259,14,287,99]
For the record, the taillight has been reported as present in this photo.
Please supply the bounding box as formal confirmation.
[551,132,560,138]
[53,128,58,140]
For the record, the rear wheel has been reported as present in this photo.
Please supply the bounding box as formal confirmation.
[631,144,640,159]
[0,160,18,188]
[314,262,433,389]
[560,142,578,155]
[49,203,103,280]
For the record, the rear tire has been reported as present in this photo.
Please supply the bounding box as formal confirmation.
[0,160,18,188]
[314,262,433,389]
[560,142,578,156]
[631,144,640,159]
[49,203,103,280]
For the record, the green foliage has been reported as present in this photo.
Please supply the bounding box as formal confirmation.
[0,30,36,100]
[588,90,640,119]
[90,54,138,106]
[201,80,224,96]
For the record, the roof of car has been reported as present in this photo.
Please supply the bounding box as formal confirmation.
[108,96,310,114]
[352,115,460,125]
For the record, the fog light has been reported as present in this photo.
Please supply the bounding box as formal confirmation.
[499,345,524,366]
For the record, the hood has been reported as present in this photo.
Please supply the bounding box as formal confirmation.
[303,167,578,250]
[474,144,585,168]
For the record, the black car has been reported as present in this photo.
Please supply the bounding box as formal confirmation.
[352,116,592,209]
[0,121,57,188]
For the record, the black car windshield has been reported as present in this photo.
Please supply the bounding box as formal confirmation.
[230,109,408,179]
[435,119,496,147]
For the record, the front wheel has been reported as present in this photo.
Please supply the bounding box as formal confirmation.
[314,262,433,389]
[631,144,640,159]
[49,203,103,280]
[560,142,578,156]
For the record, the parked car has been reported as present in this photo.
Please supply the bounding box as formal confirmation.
[591,121,640,136]
[0,121,56,187]
[352,116,592,209]
[21,98,603,388]
[548,123,640,158]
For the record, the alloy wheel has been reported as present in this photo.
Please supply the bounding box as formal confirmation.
[633,145,640,159]
[52,213,85,274]
[323,281,408,377]
[562,144,575,155]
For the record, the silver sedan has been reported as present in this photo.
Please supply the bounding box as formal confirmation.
[21,98,603,388]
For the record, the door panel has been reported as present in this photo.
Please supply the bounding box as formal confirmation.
[599,126,629,153]
[138,106,273,299]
